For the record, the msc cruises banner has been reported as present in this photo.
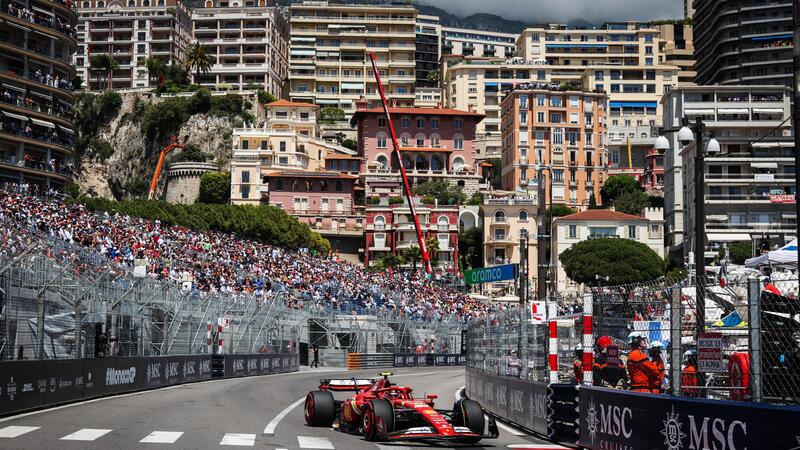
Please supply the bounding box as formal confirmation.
[579,386,800,450]
[465,367,548,436]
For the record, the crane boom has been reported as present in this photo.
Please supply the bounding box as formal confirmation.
[368,52,432,274]
[148,136,184,200]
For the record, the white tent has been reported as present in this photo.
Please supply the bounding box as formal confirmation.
[745,239,798,267]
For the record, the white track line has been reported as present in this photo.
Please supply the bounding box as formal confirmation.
[220,433,256,446]
[297,436,335,449]
[263,397,306,435]
[506,445,569,449]
[0,425,40,438]
[139,431,184,443]
[60,428,112,441]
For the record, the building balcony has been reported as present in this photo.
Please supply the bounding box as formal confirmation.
[487,234,512,244]
[0,156,72,180]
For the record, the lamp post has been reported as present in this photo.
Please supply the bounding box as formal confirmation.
[656,117,721,342]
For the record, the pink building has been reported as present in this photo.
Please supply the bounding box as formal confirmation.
[350,104,486,195]
[264,170,362,234]
[363,199,460,273]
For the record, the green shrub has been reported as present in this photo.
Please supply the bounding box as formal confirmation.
[198,172,230,204]
[388,196,404,205]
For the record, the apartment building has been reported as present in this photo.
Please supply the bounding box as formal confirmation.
[351,104,486,196]
[192,0,288,95]
[694,0,792,87]
[230,99,357,203]
[364,198,460,273]
[500,86,608,209]
[553,208,664,297]
[662,85,794,261]
[414,87,441,108]
[481,194,538,295]
[288,1,417,117]
[75,0,190,89]
[442,57,553,159]
[658,22,695,86]
[415,14,440,88]
[0,0,77,190]
[441,27,517,59]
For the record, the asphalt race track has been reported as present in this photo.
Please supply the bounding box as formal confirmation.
[0,366,565,450]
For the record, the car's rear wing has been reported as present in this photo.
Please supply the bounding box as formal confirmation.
[318,378,375,391]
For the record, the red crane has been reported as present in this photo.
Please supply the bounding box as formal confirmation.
[147,136,184,200]
[367,52,432,274]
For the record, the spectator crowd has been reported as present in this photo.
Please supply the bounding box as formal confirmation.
[0,186,501,321]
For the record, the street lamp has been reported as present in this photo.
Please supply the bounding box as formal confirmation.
[657,117,720,342]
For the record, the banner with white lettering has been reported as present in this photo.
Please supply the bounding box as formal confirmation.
[579,386,800,450]
[465,368,548,436]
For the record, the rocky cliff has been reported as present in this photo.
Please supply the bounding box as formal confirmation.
[74,90,261,200]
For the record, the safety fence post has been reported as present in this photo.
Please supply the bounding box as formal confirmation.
[206,321,212,354]
[581,292,593,386]
[217,323,224,355]
[548,319,559,384]
[748,277,762,403]
[670,285,682,396]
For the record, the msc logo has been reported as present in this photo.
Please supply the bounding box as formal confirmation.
[659,408,748,450]
[184,361,197,378]
[165,362,180,379]
[233,359,245,372]
[147,363,161,381]
[585,399,632,444]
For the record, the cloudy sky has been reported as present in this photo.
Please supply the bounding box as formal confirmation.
[418,0,683,24]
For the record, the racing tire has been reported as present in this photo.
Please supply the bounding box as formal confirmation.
[455,398,484,444]
[362,399,394,442]
[305,390,336,427]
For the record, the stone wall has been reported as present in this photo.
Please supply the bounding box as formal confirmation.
[165,162,219,204]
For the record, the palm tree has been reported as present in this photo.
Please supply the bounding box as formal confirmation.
[142,57,166,87]
[88,54,106,89]
[105,56,119,90]
[183,42,213,85]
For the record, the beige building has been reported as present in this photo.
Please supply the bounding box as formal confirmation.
[481,194,538,295]
[658,22,695,86]
[500,86,608,209]
[443,57,553,159]
[441,27,517,59]
[553,208,665,297]
[230,99,356,205]
[192,0,289,95]
[288,1,417,116]
[75,0,191,89]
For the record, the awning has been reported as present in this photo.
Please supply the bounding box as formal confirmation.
[29,118,54,128]
[753,108,783,114]
[751,34,792,41]
[31,5,54,15]
[1,111,28,121]
[706,215,728,221]
[484,82,499,87]
[685,109,715,115]
[782,212,797,219]
[290,65,315,70]
[316,51,339,56]
[341,82,364,90]
[316,99,339,105]
[751,161,778,169]
[610,101,657,108]
[707,233,752,242]
[290,37,316,42]
[290,50,314,56]
[718,108,749,114]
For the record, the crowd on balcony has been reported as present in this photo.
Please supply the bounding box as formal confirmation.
[1,86,74,120]
[0,113,74,147]
[0,187,501,321]
[4,1,76,38]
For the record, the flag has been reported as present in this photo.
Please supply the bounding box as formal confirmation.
[717,260,727,288]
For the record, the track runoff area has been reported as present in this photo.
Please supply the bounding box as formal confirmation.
[0,367,566,450]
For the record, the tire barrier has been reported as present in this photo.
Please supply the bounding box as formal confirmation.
[0,353,299,417]
[547,384,579,445]
[465,368,549,437]
[578,386,800,450]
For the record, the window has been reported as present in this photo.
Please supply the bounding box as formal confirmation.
[416,118,425,128]
[240,186,250,199]
[241,171,250,183]
[376,154,388,167]
[452,156,465,170]
[431,118,439,129]
[551,97,562,107]
[402,117,410,128]
[585,113,593,126]
[453,135,464,150]
[568,224,577,239]
[377,133,387,148]
[569,96,579,107]
[430,134,440,147]
[241,140,249,150]
[550,113,562,123]
[455,119,463,129]
[274,179,283,191]
[335,180,343,192]
[569,113,578,124]
[519,95,528,109]
[585,132,593,145]
[260,140,268,150]
[416,134,425,147]
[589,227,616,238]
[279,141,286,152]
[535,131,544,143]
[537,112,545,122]
[401,134,410,146]
[628,225,636,239]
[537,95,546,106]
[552,128,564,145]
[494,210,506,222]
[552,169,564,182]
[378,117,387,127]
[518,210,528,222]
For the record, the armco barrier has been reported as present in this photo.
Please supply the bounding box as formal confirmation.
[465,368,549,436]
[579,386,800,450]
[223,353,299,378]
[0,353,297,417]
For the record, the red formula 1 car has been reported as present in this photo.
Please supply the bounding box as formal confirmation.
[304,372,498,443]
